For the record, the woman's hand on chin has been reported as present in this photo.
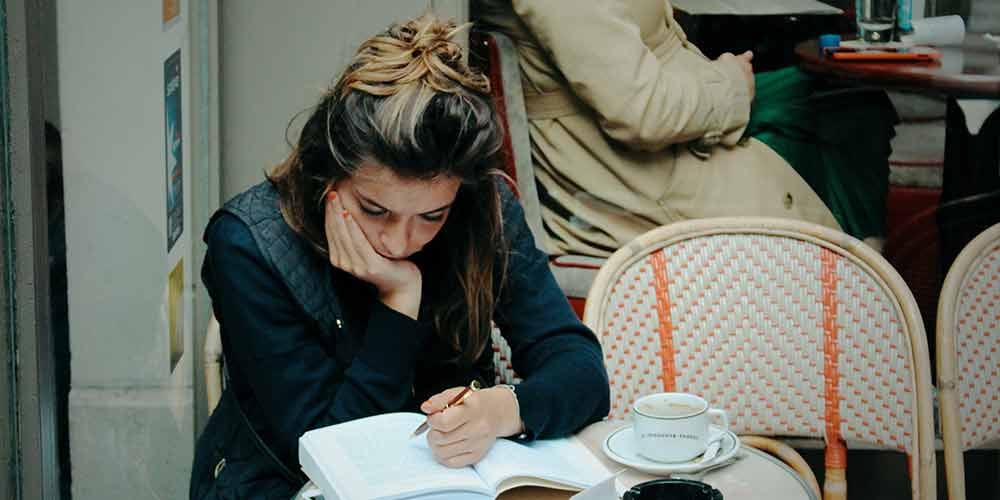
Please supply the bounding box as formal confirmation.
[324,191,422,319]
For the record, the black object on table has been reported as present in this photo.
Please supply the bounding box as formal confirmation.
[674,4,851,72]
[623,479,725,500]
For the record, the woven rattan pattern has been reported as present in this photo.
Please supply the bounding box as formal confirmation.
[599,234,915,452]
[955,243,1000,450]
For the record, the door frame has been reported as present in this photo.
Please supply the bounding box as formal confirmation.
[2,0,61,498]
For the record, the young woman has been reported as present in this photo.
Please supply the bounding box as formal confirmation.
[189,14,610,499]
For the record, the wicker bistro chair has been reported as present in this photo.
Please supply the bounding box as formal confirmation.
[490,326,522,386]
[205,315,224,415]
[582,217,936,500]
[937,222,1000,500]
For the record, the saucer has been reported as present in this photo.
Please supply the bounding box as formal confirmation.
[602,425,740,475]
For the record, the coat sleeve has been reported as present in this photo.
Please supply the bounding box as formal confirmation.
[511,0,751,150]
[203,213,434,460]
[493,185,611,439]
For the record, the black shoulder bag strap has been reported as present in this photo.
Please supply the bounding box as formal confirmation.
[223,364,309,486]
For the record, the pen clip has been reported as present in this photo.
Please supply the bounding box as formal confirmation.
[410,380,481,438]
[445,380,481,410]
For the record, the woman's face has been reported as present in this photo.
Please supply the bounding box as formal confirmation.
[334,162,461,260]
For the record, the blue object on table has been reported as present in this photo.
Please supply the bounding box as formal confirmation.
[897,0,913,32]
[818,34,842,52]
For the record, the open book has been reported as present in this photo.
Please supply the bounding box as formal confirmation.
[299,412,611,500]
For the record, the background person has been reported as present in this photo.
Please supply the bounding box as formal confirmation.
[474,0,897,256]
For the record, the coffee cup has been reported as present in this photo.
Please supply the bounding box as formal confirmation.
[631,392,729,463]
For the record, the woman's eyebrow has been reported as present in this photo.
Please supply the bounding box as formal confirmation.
[357,193,453,215]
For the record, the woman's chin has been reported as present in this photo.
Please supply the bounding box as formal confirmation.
[375,249,412,260]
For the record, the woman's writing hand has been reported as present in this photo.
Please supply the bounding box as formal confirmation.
[325,192,422,319]
[421,386,524,468]
[718,50,755,102]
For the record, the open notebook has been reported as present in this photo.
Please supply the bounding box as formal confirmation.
[299,413,611,500]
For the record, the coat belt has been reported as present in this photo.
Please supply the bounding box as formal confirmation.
[523,89,590,120]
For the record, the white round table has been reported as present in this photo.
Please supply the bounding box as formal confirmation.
[500,420,817,500]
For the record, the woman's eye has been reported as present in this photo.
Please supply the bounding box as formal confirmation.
[360,205,387,217]
[420,213,445,222]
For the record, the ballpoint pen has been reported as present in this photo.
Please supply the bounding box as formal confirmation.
[410,379,481,438]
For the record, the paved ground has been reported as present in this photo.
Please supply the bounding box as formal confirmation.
[888,91,946,189]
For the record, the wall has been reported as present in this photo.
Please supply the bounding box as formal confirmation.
[57,1,194,498]
[1,13,15,496]
[969,0,1000,32]
[219,0,467,199]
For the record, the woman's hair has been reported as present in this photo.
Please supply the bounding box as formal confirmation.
[268,14,506,364]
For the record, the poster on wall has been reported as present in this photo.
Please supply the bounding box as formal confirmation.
[164,49,183,252]
[163,0,181,29]
[168,259,185,372]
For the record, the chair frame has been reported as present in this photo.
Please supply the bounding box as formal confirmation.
[937,222,1000,500]
[205,315,223,415]
[470,29,547,251]
[471,29,607,318]
[583,217,936,500]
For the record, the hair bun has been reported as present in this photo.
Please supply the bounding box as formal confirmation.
[406,23,451,57]
[340,14,489,97]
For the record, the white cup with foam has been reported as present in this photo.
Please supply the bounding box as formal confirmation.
[631,392,729,463]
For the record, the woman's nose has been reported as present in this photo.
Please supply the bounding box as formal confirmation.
[380,222,411,258]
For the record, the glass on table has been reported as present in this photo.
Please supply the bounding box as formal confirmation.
[856,0,898,43]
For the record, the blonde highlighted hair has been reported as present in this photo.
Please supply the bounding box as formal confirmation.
[269,14,506,365]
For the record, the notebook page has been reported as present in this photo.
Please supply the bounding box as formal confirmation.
[299,413,490,499]
[473,436,611,493]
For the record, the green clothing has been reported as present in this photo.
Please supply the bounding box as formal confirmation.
[748,67,898,239]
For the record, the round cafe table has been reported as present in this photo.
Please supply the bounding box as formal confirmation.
[499,420,818,500]
[794,35,1000,205]
[795,35,1000,285]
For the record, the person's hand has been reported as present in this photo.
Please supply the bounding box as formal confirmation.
[324,191,422,318]
[421,386,523,468]
[718,50,755,102]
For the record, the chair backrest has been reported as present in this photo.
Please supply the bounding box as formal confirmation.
[583,217,936,500]
[490,326,522,385]
[205,314,224,415]
[471,29,606,319]
[937,222,1000,500]
[469,29,547,252]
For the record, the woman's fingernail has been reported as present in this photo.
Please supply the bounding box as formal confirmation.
[341,210,350,219]
[327,191,337,201]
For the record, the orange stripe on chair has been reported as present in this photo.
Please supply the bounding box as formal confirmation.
[651,251,676,392]
[822,249,848,499]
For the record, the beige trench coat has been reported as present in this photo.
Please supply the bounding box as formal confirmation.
[474,0,840,257]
